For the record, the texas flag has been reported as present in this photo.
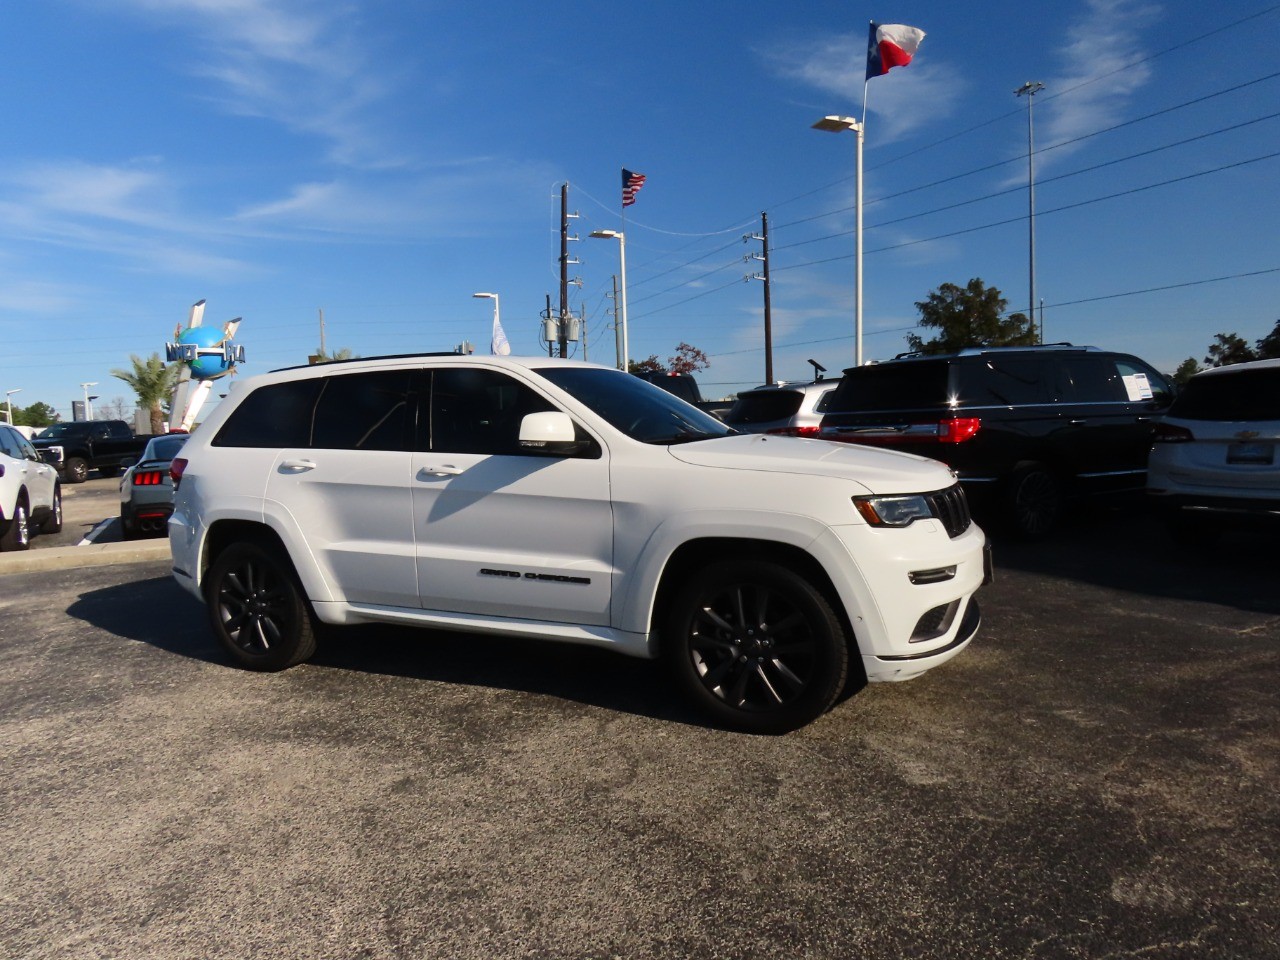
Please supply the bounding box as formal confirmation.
[866,22,926,80]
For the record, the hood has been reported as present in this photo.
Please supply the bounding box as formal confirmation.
[668,433,957,495]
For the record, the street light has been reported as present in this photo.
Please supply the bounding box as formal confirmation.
[812,115,865,366]
[1016,81,1045,343]
[80,382,98,421]
[4,388,21,425]
[590,229,628,371]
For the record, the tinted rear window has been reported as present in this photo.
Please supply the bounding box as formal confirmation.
[213,379,324,448]
[1171,368,1280,421]
[827,361,951,412]
[955,357,1051,405]
[724,391,803,424]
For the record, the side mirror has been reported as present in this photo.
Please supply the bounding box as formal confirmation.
[518,411,589,457]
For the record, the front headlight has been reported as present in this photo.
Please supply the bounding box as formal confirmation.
[853,494,934,527]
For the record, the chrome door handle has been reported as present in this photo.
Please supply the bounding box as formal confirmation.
[280,459,317,472]
[420,465,462,477]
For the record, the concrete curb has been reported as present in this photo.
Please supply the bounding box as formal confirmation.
[0,539,170,576]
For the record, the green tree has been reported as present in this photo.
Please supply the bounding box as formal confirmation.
[668,342,710,375]
[1203,332,1256,368]
[1255,319,1280,360]
[111,353,179,434]
[1170,358,1202,385]
[905,278,1037,355]
[310,345,356,363]
[9,401,60,427]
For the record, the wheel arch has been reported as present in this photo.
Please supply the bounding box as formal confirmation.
[647,536,863,677]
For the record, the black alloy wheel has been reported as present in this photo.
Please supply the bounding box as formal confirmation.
[664,560,848,735]
[1007,465,1062,539]
[204,542,317,671]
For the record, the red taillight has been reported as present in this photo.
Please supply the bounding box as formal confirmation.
[1153,422,1195,443]
[133,470,165,486]
[938,417,982,443]
[765,425,822,438]
[170,458,188,489]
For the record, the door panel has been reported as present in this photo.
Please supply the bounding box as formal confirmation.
[413,367,613,625]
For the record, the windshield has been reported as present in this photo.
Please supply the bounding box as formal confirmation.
[36,423,87,439]
[536,367,734,444]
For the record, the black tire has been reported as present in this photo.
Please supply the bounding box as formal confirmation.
[203,542,317,671]
[119,511,139,541]
[0,494,31,552]
[64,457,89,484]
[663,560,849,735]
[1006,464,1062,539]
[39,484,63,534]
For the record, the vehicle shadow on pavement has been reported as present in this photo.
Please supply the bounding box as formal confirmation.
[984,503,1280,615]
[308,625,715,729]
[66,574,226,664]
[67,575,715,729]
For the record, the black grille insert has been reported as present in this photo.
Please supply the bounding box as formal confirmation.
[927,484,972,538]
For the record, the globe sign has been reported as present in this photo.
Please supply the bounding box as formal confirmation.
[177,325,238,380]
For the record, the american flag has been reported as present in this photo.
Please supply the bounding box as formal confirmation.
[622,169,646,207]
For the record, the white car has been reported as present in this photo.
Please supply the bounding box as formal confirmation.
[0,423,62,551]
[1148,358,1280,544]
[722,378,841,437]
[169,355,989,733]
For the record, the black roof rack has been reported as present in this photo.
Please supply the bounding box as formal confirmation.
[889,342,1090,361]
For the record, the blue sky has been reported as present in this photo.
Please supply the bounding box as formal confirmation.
[1,0,1278,419]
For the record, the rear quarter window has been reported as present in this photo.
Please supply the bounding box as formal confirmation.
[213,379,324,448]
[826,361,951,412]
[955,357,1051,406]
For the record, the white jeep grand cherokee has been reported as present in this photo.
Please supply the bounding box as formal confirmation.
[169,355,989,733]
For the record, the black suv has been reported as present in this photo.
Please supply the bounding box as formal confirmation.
[819,345,1174,536]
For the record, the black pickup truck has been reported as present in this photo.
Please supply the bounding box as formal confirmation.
[31,420,156,483]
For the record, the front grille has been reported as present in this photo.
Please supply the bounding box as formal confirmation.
[927,483,971,538]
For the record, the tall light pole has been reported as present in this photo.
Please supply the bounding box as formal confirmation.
[472,292,507,356]
[1016,81,1045,341]
[80,382,98,421]
[812,115,864,366]
[4,388,21,425]
[590,230,628,371]
[472,292,500,326]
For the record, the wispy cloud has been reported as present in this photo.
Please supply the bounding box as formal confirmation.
[110,0,402,168]
[1037,0,1163,163]
[761,31,963,142]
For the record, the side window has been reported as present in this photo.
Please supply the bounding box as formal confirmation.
[1054,357,1126,402]
[0,428,20,459]
[958,358,1050,406]
[1114,359,1172,406]
[213,379,324,448]
[311,371,416,451]
[429,368,556,455]
[18,435,41,461]
[109,422,131,438]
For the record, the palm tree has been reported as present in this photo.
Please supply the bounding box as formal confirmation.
[111,353,178,434]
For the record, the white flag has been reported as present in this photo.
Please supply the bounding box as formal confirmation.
[491,314,511,355]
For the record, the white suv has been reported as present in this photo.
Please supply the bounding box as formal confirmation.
[169,355,989,733]
[0,423,62,551]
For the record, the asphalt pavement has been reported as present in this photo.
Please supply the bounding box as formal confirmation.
[1,504,1277,959]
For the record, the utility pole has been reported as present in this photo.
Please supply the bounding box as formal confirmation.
[609,275,622,370]
[557,184,581,359]
[579,304,588,363]
[1016,81,1045,335]
[745,212,773,384]
[543,294,555,358]
[318,307,326,358]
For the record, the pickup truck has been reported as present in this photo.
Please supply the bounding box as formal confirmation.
[632,371,734,420]
[31,420,157,483]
